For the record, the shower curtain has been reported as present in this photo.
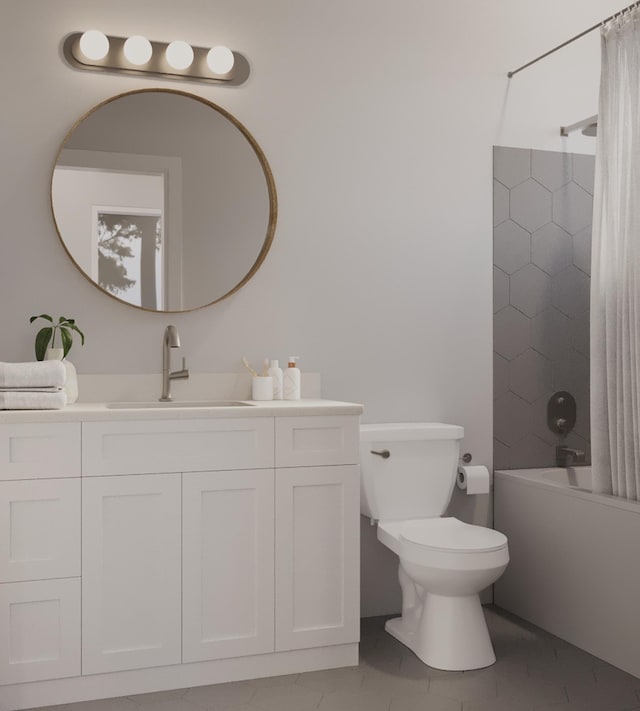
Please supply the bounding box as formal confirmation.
[591,9,640,500]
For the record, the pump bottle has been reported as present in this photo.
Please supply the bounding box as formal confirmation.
[283,356,301,400]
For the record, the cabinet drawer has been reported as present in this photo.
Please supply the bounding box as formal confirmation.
[275,416,359,467]
[0,423,81,481]
[0,478,80,583]
[82,418,275,476]
[0,578,81,685]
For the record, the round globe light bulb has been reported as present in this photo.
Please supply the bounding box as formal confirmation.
[165,40,194,70]
[207,46,234,74]
[78,30,110,61]
[123,35,153,65]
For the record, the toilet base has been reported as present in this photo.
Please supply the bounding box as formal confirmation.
[385,593,496,671]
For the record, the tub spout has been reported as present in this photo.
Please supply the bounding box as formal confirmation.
[556,446,585,467]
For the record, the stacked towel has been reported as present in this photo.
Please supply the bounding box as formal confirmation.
[0,361,67,410]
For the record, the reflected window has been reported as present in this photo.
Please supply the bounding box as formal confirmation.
[96,210,163,309]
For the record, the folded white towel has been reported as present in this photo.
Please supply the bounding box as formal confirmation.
[0,387,62,393]
[0,361,66,389]
[0,390,67,410]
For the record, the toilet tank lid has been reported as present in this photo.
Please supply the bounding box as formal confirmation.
[360,422,464,442]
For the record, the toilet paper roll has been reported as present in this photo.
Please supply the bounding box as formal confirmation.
[457,465,490,495]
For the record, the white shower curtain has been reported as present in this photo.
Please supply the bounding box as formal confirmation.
[591,9,640,500]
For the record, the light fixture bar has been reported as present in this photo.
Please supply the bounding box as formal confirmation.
[64,32,238,84]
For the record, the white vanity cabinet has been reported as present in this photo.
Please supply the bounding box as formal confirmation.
[0,403,361,711]
[0,423,82,687]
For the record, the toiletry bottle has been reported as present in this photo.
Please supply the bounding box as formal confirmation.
[267,359,283,400]
[283,357,301,400]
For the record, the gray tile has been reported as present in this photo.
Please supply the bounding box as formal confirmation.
[552,350,589,394]
[531,307,572,361]
[296,667,364,693]
[553,182,593,235]
[551,266,590,317]
[593,662,640,689]
[530,392,560,446]
[126,689,189,705]
[573,152,596,195]
[429,673,497,703]
[494,392,531,446]
[510,264,552,318]
[125,701,195,711]
[532,223,573,276]
[55,701,139,711]
[508,434,554,469]
[463,696,532,711]
[494,146,531,188]
[493,439,510,469]
[391,691,461,711]
[494,220,531,275]
[532,149,572,191]
[248,674,300,689]
[564,678,640,710]
[573,224,592,275]
[511,180,552,233]
[509,349,551,403]
[494,180,510,226]
[570,310,590,357]
[184,681,255,708]
[319,689,392,711]
[494,307,531,360]
[361,667,430,698]
[250,684,322,711]
[494,352,509,399]
[496,677,567,705]
[494,267,509,314]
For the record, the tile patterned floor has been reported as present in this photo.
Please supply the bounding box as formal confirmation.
[28,607,640,711]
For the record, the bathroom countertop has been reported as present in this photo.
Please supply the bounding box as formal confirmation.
[0,399,363,424]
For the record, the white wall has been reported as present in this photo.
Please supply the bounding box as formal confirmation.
[0,0,620,616]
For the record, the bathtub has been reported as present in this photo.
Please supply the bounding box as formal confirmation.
[494,467,640,678]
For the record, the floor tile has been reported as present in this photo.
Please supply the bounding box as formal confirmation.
[183,681,255,709]
[249,683,323,711]
[126,689,189,705]
[23,608,640,711]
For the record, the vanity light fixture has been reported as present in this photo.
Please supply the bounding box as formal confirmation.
[65,30,237,83]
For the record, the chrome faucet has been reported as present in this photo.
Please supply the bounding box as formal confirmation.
[160,325,189,402]
[556,445,586,467]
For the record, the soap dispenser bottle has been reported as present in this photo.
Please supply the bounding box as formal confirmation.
[283,357,301,400]
[267,359,283,400]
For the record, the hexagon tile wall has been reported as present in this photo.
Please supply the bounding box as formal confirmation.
[493,146,594,469]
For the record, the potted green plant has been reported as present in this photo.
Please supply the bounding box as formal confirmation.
[29,314,85,361]
[29,314,85,404]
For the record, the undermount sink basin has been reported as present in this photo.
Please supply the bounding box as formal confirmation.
[107,400,255,409]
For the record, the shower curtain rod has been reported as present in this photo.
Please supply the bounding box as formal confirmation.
[507,1,640,78]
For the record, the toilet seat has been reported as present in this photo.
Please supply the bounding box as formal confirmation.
[401,517,507,553]
[377,517,509,571]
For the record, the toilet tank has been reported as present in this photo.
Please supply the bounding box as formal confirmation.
[360,422,464,521]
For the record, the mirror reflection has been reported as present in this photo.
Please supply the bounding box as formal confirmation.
[51,89,276,312]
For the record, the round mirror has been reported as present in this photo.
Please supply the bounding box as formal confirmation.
[51,89,277,312]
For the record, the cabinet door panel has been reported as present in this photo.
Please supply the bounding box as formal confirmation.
[275,465,359,650]
[0,478,80,583]
[183,470,274,662]
[0,578,80,684]
[82,474,181,674]
[0,423,81,481]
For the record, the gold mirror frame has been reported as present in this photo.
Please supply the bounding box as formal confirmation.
[50,88,277,313]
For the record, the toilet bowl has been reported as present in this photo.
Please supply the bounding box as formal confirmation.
[360,423,509,671]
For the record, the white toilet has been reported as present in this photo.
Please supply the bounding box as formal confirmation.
[360,422,509,671]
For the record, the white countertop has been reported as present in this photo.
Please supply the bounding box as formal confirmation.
[0,399,363,423]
